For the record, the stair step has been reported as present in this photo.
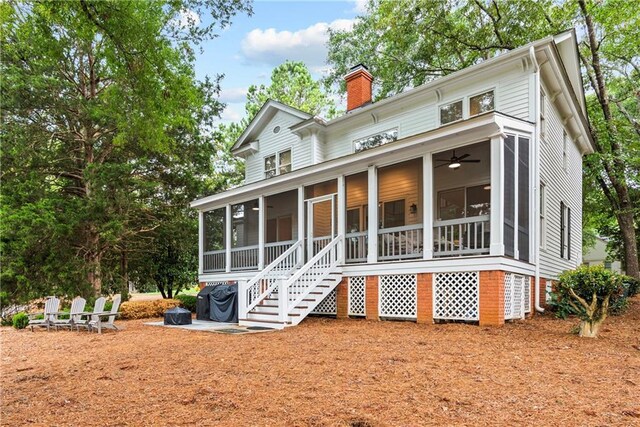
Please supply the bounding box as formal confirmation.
[239,318,291,325]
[249,311,300,317]
[265,298,314,302]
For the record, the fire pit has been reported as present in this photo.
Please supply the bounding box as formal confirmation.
[164,307,192,325]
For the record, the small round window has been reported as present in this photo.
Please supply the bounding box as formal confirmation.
[273,126,281,134]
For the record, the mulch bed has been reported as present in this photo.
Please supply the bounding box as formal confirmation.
[2,299,639,426]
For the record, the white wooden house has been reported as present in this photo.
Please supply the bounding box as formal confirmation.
[191,30,593,329]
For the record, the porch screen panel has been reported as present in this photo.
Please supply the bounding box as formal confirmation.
[503,135,515,258]
[230,200,259,270]
[204,208,225,251]
[265,189,298,264]
[203,208,226,272]
[517,137,530,262]
[377,158,423,260]
[346,172,368,263]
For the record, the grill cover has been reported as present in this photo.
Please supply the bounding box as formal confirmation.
[164,307,192,325]
[209,285,238,323]
[196,285,219,321]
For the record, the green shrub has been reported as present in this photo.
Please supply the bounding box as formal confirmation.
[547,291,579,319]
[175,294,197,312]
[12,312,29,329]
[557,265,624,338]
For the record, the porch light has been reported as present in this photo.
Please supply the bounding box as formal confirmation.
[484,185,491,190]
[252,202,259,211]
[448,161,461,169]
[410,203,417,214]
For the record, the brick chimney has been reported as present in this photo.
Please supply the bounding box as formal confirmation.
[345,64,373,111]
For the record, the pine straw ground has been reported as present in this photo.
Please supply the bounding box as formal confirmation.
[1,300,639,427]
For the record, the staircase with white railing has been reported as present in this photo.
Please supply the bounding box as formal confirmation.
[238,235,343,330]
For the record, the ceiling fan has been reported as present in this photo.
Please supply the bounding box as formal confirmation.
[435,149,480,169]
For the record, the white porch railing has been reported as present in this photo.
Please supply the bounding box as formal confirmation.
[433,215,490,257]
[230,245,259,270]
[240,240,302,317]
[311,235,332,256]
[203,250,225,272]
[282,235,342,318]
[378,224,423,261]
[345,231,367,263]
[264,240,297,265]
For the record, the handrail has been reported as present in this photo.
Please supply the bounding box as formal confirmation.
[377,223,423,234]
[433,215,490,227]
[230,244,259,252]
[283,234,342,312]
[243,240,302,313]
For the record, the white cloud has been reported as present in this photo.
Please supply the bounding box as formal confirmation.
[240,19,355,69]
[220,105,242,123]
[219,87,248,103]
[350,0,368,14]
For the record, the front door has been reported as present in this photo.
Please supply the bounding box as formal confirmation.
[306,194,336,260]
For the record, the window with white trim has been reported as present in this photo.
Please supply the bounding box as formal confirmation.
[279,150,291,174]
[560,201,571,259]
[439,100,463,125]
[469,90,494,116]
[264,155,276,178]
[264,149,291,179]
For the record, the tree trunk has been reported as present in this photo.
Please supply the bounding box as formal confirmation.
[579,319,602,338]
[578,0,640,280]
[87,252,102,296]
[617,211,639,279]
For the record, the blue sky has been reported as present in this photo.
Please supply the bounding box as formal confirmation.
[193,0,366,123]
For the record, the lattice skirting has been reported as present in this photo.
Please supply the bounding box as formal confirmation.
[379,274,417,319]
[504,273,527,320]
[433,272,479,321]
[524,276,531,313]
[205,281,227,286]
[348,276,366,316]
[311,289,337,315]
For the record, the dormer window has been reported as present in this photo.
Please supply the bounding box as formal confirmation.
[265,149,292,179]
[440,100,463,125]
[265,155,276,178]
[469,90,494,116]
[279,150,291,174]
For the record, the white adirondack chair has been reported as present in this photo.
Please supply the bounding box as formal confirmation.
[89,294,121,334]
[28,297,60,331]
[75,297,106,331]
[51,297,86,330]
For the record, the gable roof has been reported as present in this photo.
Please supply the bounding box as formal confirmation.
[231,99,312,154]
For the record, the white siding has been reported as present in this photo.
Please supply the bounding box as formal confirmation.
[539,91,583,279]
[497,75,531,120]
[323,67,530,161]
[243,111,311,184]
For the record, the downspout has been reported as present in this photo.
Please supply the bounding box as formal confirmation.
[530,46,545,313]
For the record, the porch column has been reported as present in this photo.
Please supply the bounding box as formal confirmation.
[367,166,378,264]
[337,174,346,264]
[297,186,305,265]
[198,211,204,275]
[258,196,265,270]
[225,204,232,273]
[423,154,433,260]
[490,135,505,256]
[367,165,378,264]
